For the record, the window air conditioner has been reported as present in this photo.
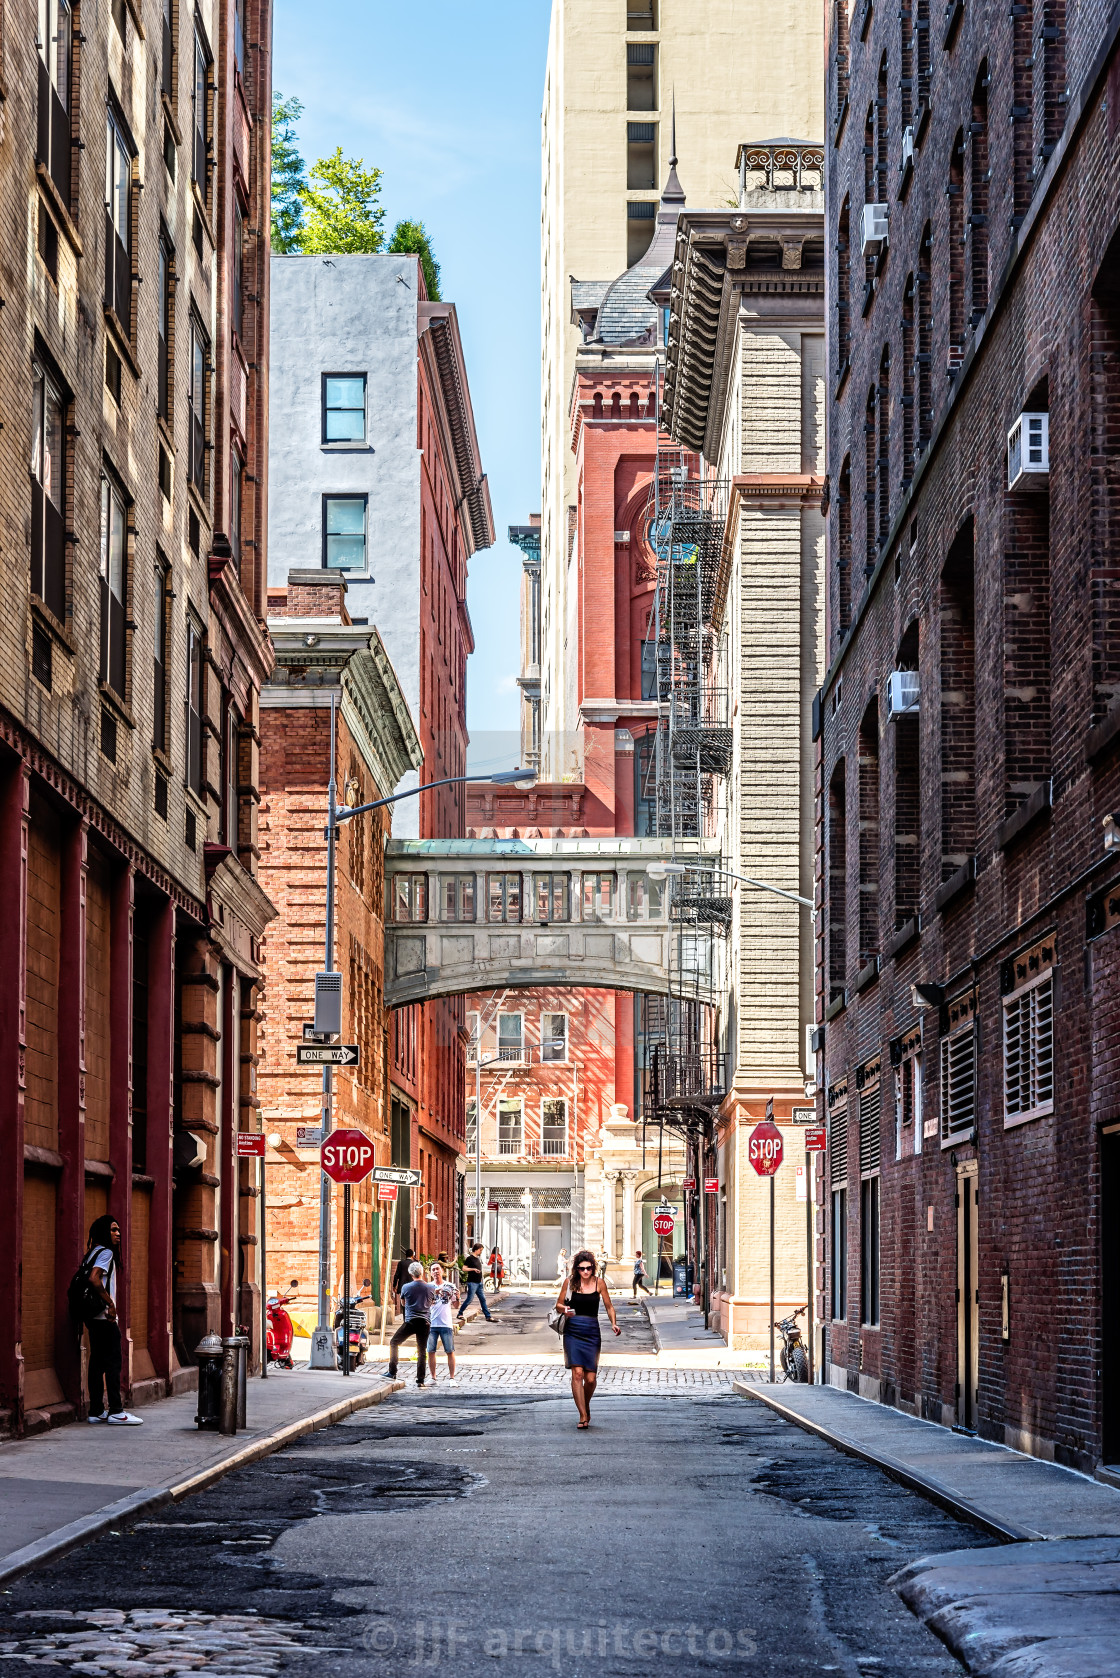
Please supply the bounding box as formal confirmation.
[1007,412,1049,491]
[886,670,920,719]
[901,127,915,171]
[861,202,889,253]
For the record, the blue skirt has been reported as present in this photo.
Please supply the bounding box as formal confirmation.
[563,1315,602,1371]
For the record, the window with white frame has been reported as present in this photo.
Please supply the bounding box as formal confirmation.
[99,473,128,697]
[497,1013,524,1060]
[465,1097,478,1153]
[392,873,428,923]
[541,1098,567,1156]
[582,872,615,920]
[940,1024,976,1142]
[465,1012,480,1061]
[541,1013,567,1061]
[1003,970,1054,1125]
[894,1043,923,1157]
[498,1097,522,1155]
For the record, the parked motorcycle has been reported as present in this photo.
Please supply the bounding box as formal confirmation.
[266,1281,300,1370]
[334,1282,372,1372]
[773,1305,811,1383]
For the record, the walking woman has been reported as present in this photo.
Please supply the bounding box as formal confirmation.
[555,1248,620,1428]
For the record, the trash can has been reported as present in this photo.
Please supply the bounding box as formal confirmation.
[195,1333,224,1430]
[672,1261,689,1298]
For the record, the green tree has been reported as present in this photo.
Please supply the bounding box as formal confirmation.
[298,149,385,255]
[387,218,442,300]
[271,93,307,253]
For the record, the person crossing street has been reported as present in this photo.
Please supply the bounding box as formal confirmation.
[386,1262,433,1386]
[632,1250,652,1299]
[456,1243,493,1323]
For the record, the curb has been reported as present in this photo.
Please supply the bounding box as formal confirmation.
[733,1381,1040,1544]
[0,1378,405,1588]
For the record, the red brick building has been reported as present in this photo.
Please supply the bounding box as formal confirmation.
[821,0,1120,1469]
[257,572,421,1315]
[2,0,275,1433]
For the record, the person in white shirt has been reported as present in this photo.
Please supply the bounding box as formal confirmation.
[84,1215,142,1425]
[425,1263,461,1386]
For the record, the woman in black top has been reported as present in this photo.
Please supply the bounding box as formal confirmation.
[554,1248,620,1427]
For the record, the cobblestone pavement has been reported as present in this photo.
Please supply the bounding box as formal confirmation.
[0,1374,996,1677]
[356,1363,759,1393]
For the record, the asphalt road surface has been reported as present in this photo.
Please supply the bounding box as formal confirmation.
[0,1374,996,1678]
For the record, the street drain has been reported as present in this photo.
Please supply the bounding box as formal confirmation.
[0,1608,334,1677]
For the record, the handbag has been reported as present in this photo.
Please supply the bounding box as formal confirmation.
[547,1302,568,1335]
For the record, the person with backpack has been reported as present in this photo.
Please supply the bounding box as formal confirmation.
[73,1216,142,1425]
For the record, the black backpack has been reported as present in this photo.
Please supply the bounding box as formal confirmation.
[67,1250,112,1333]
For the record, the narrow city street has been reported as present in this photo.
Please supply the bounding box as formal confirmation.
[0,1370,992,1677]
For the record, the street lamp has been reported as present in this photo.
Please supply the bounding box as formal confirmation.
[307,687,535,1368]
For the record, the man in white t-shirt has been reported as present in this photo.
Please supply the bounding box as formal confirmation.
[425,1263,461,1386]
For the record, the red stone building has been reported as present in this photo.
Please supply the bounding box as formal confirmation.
[2,0,275,1433]
[257,572,421,1315]
[821,0,1120,1469]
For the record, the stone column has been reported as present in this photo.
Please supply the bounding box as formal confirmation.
[55,816,88,1410]
[219,964,237,1339]
[621,1169,638,1261]
[602,1170,618,1258]
[0,760,29,1425]
[146,897,175,1385]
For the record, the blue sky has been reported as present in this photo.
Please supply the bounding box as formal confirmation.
[273,0,551,769]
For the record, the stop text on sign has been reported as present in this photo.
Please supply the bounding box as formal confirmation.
[748,1119,784,1178]
[320,1128,376,1184]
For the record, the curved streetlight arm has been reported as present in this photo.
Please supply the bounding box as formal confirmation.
[651,859,814,911]
[329,767,534,832]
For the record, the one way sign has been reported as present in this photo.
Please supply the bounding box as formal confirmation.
[295,1043,360,1067]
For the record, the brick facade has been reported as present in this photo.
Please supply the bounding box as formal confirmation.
[822,0,1120,1467]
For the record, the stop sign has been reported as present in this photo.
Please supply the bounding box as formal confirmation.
[320,1128,376,1183]
[653,1212,675,1236]
[748,1119,784,1177]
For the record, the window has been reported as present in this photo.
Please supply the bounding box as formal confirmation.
[233,0,245,78]
[858,705,880,966]
[465,1097,478,1154]
[105,109,132,331]
[488,872,522,923]
[157,236,173,421]
[440,874,475,922]
[837,196,851,378]
[970,66,989,324]
[99,475,127,698]
[940,523,976,876]
[627,2,656,26]
[185,617,204,795]
[498,1098,522,1155]
[232,203,244,340]
[627,122,656,189]
[859,1083,881,1325]
[829,1103,848,1321]
[940,1024,976,1141]
[836,455,851,642]
[188,315,207,494]
[541,1013,567,1062]
[626,42,656,110]
[497,1014,523,1061]
[828,762,847,1002]
[627,873,665,920]
[191,26,209,191]
[582,872,615,920]
[323,494,367,570]
[948,130,965,373]
[393,874,429,923]
[38,200,59,282]
[153,560,169,752]
[161,0,174,99]
[1004,971,1054,1125]
[230,447,243,570]
[542,1098,567,1156]
[635,734,657,835]
[323,375,367,443]
[533,873,568,921]
[31,359,67,621]
[895,1046,923,1154]
[223,699,240,847]
[37,0,72,205]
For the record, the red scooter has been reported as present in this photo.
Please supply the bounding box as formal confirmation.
[266,1281,300,1369]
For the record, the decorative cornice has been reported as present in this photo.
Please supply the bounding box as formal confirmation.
[418,303,495,556]
[342,630,424,794]
[208,554,274,689]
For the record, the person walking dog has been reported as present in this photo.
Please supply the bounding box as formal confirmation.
[78,1216,142,1425]
[387,1262,433,1386]
[555,1248,620,1429]
[457,1243,493,1323]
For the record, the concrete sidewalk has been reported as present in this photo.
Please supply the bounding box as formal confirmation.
[647,1297,761,1368]
[0,1366,401,1583]
[736,1380,1120,1677]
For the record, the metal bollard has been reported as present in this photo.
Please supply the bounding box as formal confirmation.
[234,1334,249,1429]
[219,1336,243,1436]
[195,1333,224,1431]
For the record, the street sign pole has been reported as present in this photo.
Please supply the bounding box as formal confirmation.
[770,1171,776,1386]
[260,1147,268,1380]
[378,1192,399,1351]
[342,1181,351,1377]
[311,690,338,1371]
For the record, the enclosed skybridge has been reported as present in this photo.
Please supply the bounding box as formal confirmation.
[384,837,719,1008]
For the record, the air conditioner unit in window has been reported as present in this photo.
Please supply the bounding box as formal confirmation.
[886,670,920,719]
[901,127,915,171]
[1007,411,1050,491]
[861,202,889,253]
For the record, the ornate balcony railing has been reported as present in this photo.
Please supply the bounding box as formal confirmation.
[738,141,825,196]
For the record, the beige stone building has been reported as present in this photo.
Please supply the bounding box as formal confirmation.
[661,142,825,1352]
[539,0,823,777]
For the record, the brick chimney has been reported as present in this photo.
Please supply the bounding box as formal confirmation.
[268,569,352,623]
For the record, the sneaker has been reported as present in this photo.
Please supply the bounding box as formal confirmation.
[106,1411,143,1426]
[87,1411,108,1424]
[387,1368,398,1381]
[447,1377,458,1388]
[416,1380,426,1388]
